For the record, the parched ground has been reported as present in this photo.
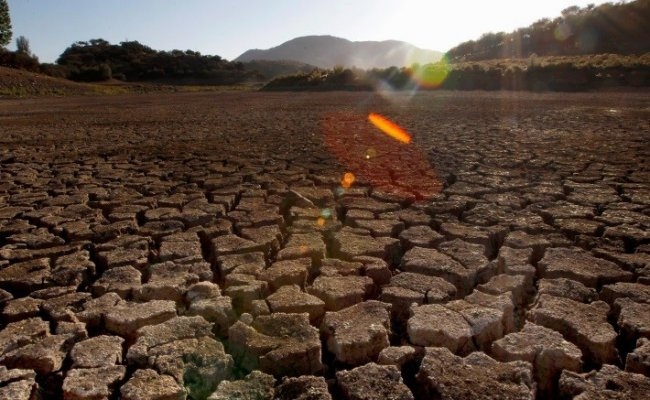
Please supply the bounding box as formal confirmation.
[0,90,649,399]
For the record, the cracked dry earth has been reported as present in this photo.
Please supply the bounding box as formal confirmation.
[0,90,649,400]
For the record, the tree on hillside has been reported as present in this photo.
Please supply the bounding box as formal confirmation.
[16,35,31,55]
[0,0,12,48]
[0,2,39,71]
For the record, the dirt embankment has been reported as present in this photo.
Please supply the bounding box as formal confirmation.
[0,66,100,97]
[0,66,194,98]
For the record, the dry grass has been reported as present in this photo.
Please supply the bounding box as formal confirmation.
[451,53,650,71]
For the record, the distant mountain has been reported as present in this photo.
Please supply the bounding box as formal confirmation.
[235,35,443,69]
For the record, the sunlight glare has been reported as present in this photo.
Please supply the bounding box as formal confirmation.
[368,113,411,144]
[554,22,572,41]
[409,57,450,88]
[365,147,377,160]
[341,172,356,188]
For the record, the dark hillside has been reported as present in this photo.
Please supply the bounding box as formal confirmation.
[262,54,650,92]
[447,0,650,61]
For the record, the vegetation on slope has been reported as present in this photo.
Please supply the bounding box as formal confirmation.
[1,37,316,85]
[262,54,650,92]
[54,39,258,84]
[446,0,650,61]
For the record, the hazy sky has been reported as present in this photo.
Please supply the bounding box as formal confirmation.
[7,0,613,63]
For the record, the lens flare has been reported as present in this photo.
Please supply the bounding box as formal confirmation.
[368,113,411,144]
[341,172,356,189]
[316,217,326,226]
[322,112,443,202]
[410,59,450,89]
[554,22,572,41]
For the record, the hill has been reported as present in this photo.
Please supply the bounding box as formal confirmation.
[235,35,443,69]
[447,0,650,61]
[55,39,256,84]
[0,66,101,96]
[0,66,199,97]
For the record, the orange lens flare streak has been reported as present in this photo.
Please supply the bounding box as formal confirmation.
[368,113,411,144]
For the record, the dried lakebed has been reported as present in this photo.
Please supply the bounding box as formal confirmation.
[0,91,649,399]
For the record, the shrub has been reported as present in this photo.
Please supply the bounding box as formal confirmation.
[0,48,39,71]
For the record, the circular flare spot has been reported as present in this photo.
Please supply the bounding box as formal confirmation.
[410,58,450,89]
[554,22,572,41]
[341,172,356,189]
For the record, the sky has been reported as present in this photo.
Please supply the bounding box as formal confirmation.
[7,0,615,64]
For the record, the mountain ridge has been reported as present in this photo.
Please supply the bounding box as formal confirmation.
[235,35,443,69]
